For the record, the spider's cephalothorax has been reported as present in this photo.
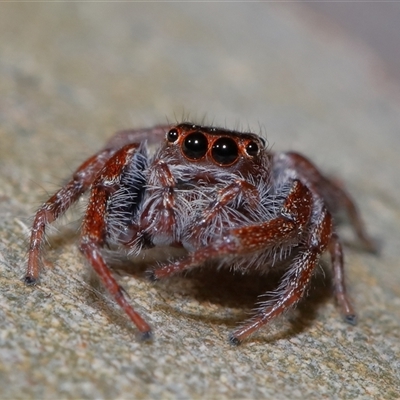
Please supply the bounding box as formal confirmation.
[25,123,375,344]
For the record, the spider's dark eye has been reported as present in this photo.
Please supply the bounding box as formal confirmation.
[167,128,179,143]
[211,137,239,165]
[246,141,259,157]
[182,132,208,160]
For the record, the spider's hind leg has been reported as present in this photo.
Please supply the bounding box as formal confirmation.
[323,177,377,253]
[274,152,376,253]
[328,233,357,324]
[104,125,171,150]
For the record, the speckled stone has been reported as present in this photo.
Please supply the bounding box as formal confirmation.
[1,3,399,399]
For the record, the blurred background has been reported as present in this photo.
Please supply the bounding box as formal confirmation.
[0,3,399,399]
[307,1,400,83]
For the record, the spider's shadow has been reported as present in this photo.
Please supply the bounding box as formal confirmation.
[186,264,333,339]
[45,228,334,342]
[107,256,334,342]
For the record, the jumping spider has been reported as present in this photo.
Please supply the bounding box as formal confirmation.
[25,123,375,344]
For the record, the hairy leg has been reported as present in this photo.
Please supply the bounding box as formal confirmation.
[26,148,116,284]
[230,203,333,344]
[79,144,151,338]
[103,125,171,150]
[274,152,376,252]
[150,179,312,280]
[329,233,356,324]
[26,125,168,284]
[324,177,376,252]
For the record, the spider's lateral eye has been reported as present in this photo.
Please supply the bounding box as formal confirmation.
[182,132,208,160]
[167,128,179,143]
[211,137,239,165]
[246,141,259,157]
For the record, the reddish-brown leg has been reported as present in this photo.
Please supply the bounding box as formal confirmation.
[276,152,376,252]
[230,250,319,344]
[139,160,178,240]
[329,233,356,324]
[79,144,151,338]
[103,125,170,150]
[26,125,169,285]
[150,179,337,344]
[26,148,116,284]
[230,206,333,344]
[188,179,260,246]
[326,178,376,253]
[150,179,312,281]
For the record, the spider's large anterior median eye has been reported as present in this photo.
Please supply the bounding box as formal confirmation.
[167,128,179,143]
[182,132,208,160]
[211,137,239,165]
[245,141,259,157]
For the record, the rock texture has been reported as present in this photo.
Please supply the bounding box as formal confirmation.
[0,4,399,399]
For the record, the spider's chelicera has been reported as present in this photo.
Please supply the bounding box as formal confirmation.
[25,123,375,344]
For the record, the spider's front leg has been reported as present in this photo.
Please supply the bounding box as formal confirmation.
[230,201,333,344]
[151,179,312,280]
[151,180,326,342]
[79,144,152,339]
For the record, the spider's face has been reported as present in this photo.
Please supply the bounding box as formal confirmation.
[163,123,267,174]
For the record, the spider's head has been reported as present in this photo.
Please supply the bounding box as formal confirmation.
[163,123,268,174]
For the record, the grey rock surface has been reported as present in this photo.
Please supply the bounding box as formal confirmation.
[0,4,399,399]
